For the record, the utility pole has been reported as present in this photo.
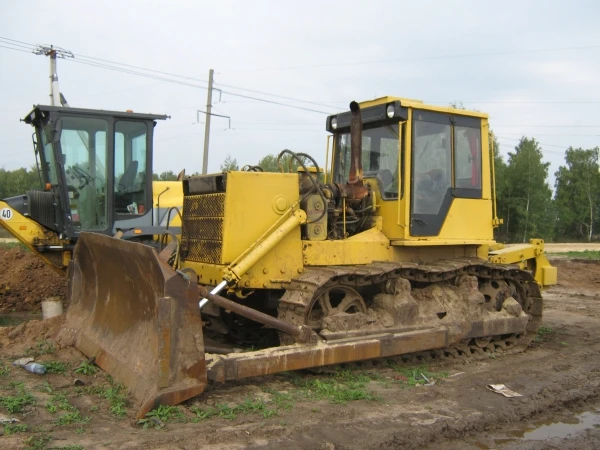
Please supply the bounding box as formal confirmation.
[202,69,214,174]
[33,45,74,106]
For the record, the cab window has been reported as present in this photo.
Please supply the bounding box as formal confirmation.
[114,121,148,215]
[336,124,400,199]
[454,125,482,197]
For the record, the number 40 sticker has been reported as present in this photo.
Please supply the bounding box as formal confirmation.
[0,208,13,220]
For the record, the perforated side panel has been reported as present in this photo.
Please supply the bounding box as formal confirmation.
[181,193,225,264]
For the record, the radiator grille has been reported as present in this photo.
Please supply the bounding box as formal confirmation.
[27,190,58,232]
[181,193,225,264]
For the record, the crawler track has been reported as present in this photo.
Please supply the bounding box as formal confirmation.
[277,259,543,360]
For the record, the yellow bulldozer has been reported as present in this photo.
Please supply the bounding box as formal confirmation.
[0,105,184,274]
[56,96,556,418]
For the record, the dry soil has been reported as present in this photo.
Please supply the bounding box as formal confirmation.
[0,254,599,450]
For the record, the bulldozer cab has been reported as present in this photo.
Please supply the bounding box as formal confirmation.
[21,106,168,239]
[326,98,491,240]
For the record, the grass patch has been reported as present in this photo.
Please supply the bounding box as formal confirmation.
[138,404,186,429]
[24,436,52,450]
[550,250,600,260]
[25,340,56,357]
[92,379,129,418]
[3,422,28,435]
[46,393,76,414]
[49,446,85,450]
[0,362,10,377]
[386,363,449,387]
[56,410,91,426]
[190,397,277,423]
[74,361,97,376]
[0,241,29,251]
[0,383,36,413]
[45,361,69,374]
[536,325,556,342]
[0,316,26,327]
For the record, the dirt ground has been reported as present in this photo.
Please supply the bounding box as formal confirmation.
[0,256,599,449]
[0,247,66,313]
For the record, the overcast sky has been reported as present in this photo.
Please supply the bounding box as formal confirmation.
[1,0,599,187]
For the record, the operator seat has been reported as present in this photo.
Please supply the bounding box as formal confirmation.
[118,160,138,193]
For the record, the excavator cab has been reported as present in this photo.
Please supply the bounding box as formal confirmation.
[19,106,167,237]
[0,106,176,272]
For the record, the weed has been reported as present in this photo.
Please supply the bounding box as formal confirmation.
[37,381,54,394]
[45,361,69,374]
[75,426,86,434]
[266,389,295,411]
[138,404,185,428]
[0,362,10,377]
[560,341,568,346]
[49,446,85,450]
[24,435,52,450]
[46,403,58,413]
[102,381,128,418]
[25,340,56,357]
[3,423,28,435]
[74,361,97,376]
[536,326,556,342]
[386,363,449,387]
[56,410,91,425]
[304,378,379,404]
[190,397,277,422]
[90,405,99,412]
[0,384,36,413]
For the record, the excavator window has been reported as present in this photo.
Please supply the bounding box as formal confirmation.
[114,121,148,215]
[40,122,59,186]
[59,117,109,231]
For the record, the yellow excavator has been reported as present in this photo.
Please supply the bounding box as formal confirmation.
[0,105,183,274]
[56,96,556,418]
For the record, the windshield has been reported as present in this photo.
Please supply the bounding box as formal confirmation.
[335,124,400,199]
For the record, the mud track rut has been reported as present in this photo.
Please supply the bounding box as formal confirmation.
[277,259,543,358]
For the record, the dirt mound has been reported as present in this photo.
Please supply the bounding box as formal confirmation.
[551,258,600,290]
[0,314,65,354]
[0,247,66,312]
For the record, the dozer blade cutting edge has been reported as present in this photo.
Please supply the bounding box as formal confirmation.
[57,232,207,419]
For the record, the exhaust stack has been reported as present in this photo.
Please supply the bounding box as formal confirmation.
[349,101,363,184]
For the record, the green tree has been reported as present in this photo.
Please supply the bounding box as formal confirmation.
[152,170,178,181]
[503,137,554,242]
[554,147,600,241]
[220,155,239,172]
[0,166,41,199]
[490,133,509,241]
[257,153,310,173]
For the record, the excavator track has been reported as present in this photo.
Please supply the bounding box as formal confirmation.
[277,259,543,360]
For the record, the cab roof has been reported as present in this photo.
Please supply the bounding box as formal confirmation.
[358,96,488,119]
[23,105,169,124]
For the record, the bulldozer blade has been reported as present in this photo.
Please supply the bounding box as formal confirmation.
[57,232,207,419]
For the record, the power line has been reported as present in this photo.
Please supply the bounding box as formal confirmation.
[0,37,37,48]
[65,58,330,114]
[74,53,209,85]
[221,44,600,73]
[0,44,33,54]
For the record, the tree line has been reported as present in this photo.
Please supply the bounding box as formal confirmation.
[2,140,598,243]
